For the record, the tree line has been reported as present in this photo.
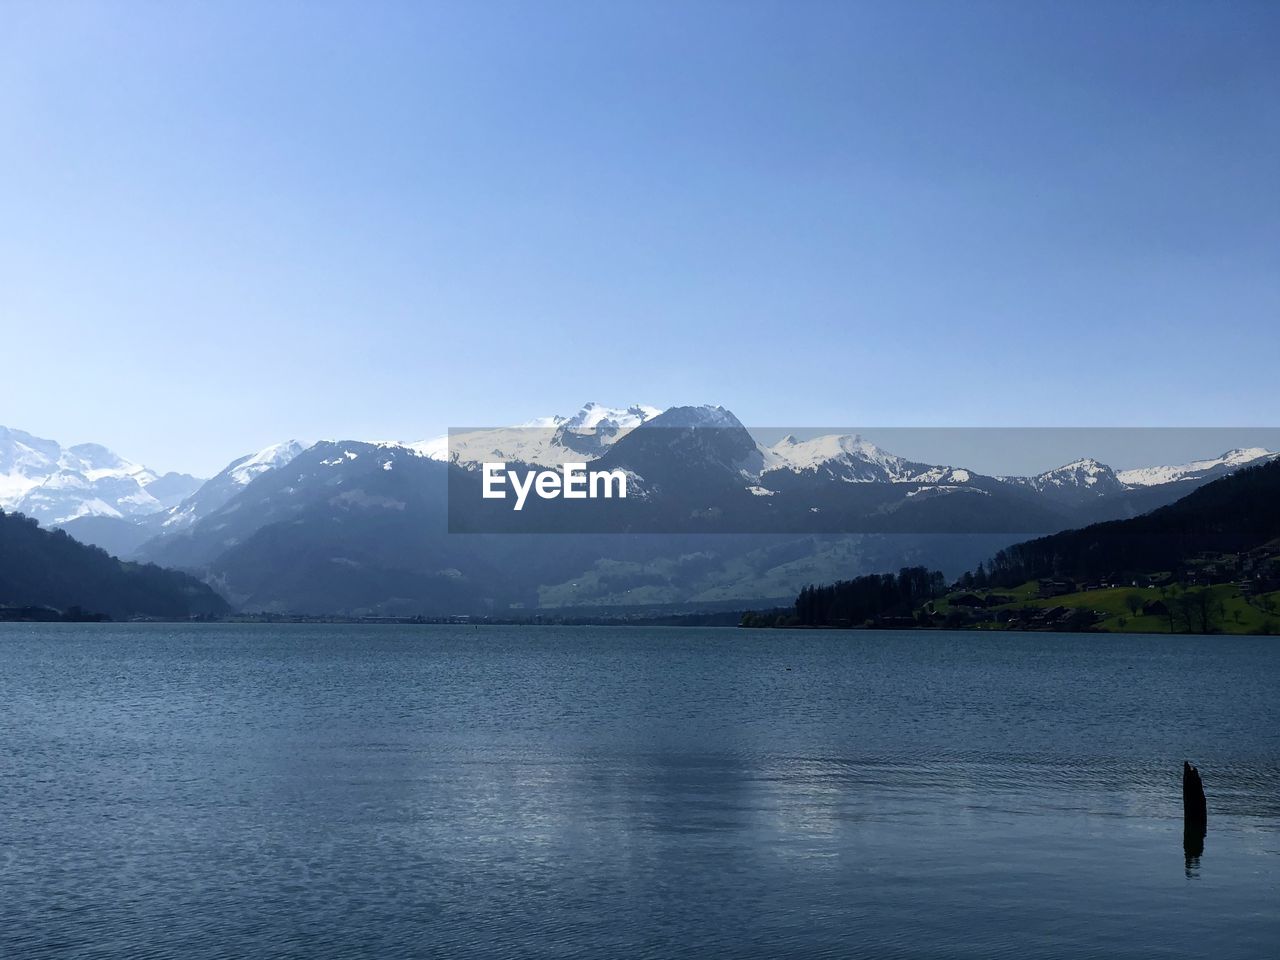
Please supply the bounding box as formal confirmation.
[743,566,946,628]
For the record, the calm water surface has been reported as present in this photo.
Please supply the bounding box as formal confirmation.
[1,624,1277,958]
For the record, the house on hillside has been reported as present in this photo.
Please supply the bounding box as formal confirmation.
[1037,579,1074,598]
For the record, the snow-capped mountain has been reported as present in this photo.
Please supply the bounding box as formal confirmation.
[560,402,661,433]
[0,425,202,525]
[410,402,662,467]
[134,439,447,574]
[21,404,1279,603]
[1117,447,1277,487]
[153,440,305,534]
[762,434,975,485]
[597,405,761,487]
[397,410,1271,507]
[1001,458,1126,498]
[759,439,1121,497]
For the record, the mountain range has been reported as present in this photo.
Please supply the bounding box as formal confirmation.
[1,407,1275,617]
[0,426,203,525]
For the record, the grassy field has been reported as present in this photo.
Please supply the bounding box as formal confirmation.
[938,582,1280,635]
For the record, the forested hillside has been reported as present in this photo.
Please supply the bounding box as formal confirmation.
[983,459,1280,586]
[0,511,230,620]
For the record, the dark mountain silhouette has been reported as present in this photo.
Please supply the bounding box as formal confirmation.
[984,458,1280,585]
[0,510,230,619]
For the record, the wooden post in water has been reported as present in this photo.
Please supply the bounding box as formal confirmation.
[1183,761,1208,827]
[1183,760,1207,870]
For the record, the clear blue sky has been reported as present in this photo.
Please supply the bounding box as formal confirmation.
[2,1,1277,476]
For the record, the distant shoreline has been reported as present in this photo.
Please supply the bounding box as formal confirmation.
[3,618,1270,639]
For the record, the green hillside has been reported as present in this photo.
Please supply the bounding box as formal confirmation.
[934,581,1280,635]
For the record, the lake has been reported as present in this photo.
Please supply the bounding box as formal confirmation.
[1,624,1277,958]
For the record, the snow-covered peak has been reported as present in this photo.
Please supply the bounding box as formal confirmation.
[151,440,306,535]
[61,442,157,484]
[405,436,449,460]
[770,433,900,470]
[0,427,58,504]
[0,425,192,524]
[763,432,949,483]
[227,440,306,485]
[1117,447,1277,487]
[1052,457,1111,477]
[645,404,743,431]
[561,402,662,432]
[1003,457,1122,493]
[405,403,663,467]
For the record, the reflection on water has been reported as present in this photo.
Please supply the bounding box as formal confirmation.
[1,624,1278,959]
[1184,822,1206,878]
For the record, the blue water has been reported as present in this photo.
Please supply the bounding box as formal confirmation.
[1,624,1277,959]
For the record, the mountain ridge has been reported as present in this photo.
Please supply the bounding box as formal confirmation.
[0,509,229,619]
[11,406,1278,618]
[0,425,203,524]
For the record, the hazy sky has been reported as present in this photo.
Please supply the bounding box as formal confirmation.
[2,1,1277,475]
